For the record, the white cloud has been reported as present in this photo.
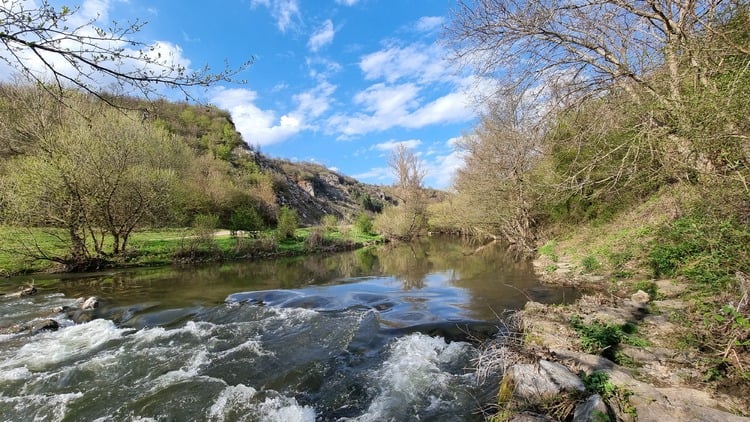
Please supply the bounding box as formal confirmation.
[306,57,343,81]
[359,42,453,84]
[405,91,474,128]
[308,20,335,52]
[414,16,445,32]
[211,87,302,147]
[293,81,336,119]
[335,0,359,5]
[211,81,336,147]
[353,166,392,184]
[424,148,467,189]
[372,139,422,152]
[327,83,474,137]
[250,0,301,33]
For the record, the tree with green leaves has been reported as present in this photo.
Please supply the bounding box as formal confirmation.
[1,96,191,268]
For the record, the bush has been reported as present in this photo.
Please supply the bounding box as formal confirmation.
[229,206,264,235]
[355,213,373,235]
[304,227,325,251]
[321,214,338,232]
[192,213,219,243]
[276,206,298,241]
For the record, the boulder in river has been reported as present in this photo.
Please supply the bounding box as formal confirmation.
[31,319,59,334]
[81,296,100,310]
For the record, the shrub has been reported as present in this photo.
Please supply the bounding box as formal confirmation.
[355,213,373,235]
[276,206,298,241]
[193,213,219,243]
[321,214,338,232]
[229,206,264,235]
[304,227,325,251]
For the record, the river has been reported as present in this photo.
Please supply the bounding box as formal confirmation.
[0,237,578,421]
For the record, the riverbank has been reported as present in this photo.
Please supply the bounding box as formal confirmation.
[484,194,750,421]
[0,226,383,278]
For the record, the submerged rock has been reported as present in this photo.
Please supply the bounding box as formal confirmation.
[20,286,38,297]
[31,319,59,334]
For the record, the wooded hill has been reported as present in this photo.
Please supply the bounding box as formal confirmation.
[0,85,394,267]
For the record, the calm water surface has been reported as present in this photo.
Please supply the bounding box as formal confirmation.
[0,237,577,421]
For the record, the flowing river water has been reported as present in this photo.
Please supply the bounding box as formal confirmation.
[0,237,578,421]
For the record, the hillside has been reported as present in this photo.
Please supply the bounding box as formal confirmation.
[0,86,406,273]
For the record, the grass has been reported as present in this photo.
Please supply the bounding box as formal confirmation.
[0,225,383,276]
[570,315,650,362]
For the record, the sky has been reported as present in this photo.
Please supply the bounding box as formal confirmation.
[3,0,488,188]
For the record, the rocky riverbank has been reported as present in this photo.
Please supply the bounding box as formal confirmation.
[486,258,750,421]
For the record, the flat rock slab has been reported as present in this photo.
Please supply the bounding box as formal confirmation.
[503,359,585,403]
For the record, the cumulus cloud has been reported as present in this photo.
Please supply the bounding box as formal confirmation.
[211,81,336,147]
[335,0,359,5]
[353,166,392,184]
[308,20,335,52]
[424,148,467,189]
[293,81,336,119]
[211,87,302,147]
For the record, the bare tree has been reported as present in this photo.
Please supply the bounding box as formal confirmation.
[453,93,543,252]
[0,1,249,105]
[447,0,744,108]
[447,0,750,189]
[375,145,428,240]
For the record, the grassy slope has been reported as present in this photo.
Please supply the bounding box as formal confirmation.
[528,183,750,414]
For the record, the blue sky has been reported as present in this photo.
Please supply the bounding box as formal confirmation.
[5,0,488,188]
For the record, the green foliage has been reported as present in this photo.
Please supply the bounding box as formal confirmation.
[229,206,264,235]
[276,207,299,241]
[580,371,635,419]
[581,256,601,273]
[355,213,373,235]
[321,214,338,232]
[649,215,750,287]
[570,315,649,361]
[538,240,558,262]
[634,280,659,299]
[356,192,384,213]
